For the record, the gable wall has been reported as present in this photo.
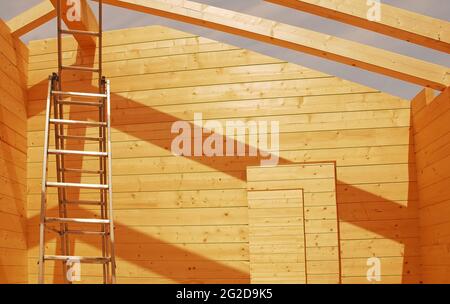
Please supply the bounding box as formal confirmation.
[25,25,420,283]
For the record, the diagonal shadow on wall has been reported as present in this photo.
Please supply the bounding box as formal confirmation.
[25,48,420,283]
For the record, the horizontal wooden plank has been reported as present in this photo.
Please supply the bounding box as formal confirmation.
[419,200,450,228]
[29,62,324,93]
[0,212,26,233]
[416,154,450,189]
[341,275,421,284]
[341,256,421,277]
[28,49,293,84]
[0,194,26,216]
[28,76,376,101]
[339,219,419,240]
[0,265,27,284]
[29,274,249,284]
[28,224,248,246]
[247,178,335,193]
[414,108,450,151]
[0,51,27,90]
[337,182,418,204]
[29,207,248,226]
[32,259,249,279]
[28,25,197,56]
[412,87,450,131]
[247,163,335,182]
[28,189,248,210]
[27,91,407,119]
[28,37,235,66]
[340,238,420,258]
[338,201,419,221]
[0,20,28,67]
[0,230,27,250]
[27,107,411,138]
[27,171,246,194]
[29,242,249,261]
[419,222,450,247]
[415,132,450,177]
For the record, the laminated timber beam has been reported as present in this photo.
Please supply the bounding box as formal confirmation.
[266,0,450,53]
[96,0,449,90]
[6,0,56,37]
[7,0,450,89]
[7,0,98,47]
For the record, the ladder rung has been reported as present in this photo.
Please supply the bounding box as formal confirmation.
[59,100,103,106]
[45,217,110,224]
[46,182,108,189]
[53,91,107,98]
[64,200,104,205]
[61,65,100,72]
[61,29,101,37]
[44,255,110,264]
[50,119,107,126]
[65,230,108,236]
[48,149,107,157]
[60,135,104,141]
[63,168,105,174]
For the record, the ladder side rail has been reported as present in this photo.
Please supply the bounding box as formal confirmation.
[56,0,63,89]
[98,0,103,91]
[38,76,57,284]
[100,78,108,283]
[106,80,117,283]
[55,0,70,282]
[98,0,108,282]
[54,87,71,283]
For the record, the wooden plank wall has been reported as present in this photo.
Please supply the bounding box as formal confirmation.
[0,19,29,284]
[247,163,340,283]
[25,25,420,283]
[411,87,450,283]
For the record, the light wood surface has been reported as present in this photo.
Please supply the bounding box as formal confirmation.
[411,87,450,284]
[23,25,421,283]
[266,0,450,53]
[0,20,28,284]
[247,163,340,283]
[8,0,450,89]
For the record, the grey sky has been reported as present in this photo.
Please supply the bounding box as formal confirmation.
[1,0,449,99]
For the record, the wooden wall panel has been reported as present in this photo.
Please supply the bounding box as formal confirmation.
[0,19,28,284]
[26,25,419,284]
[412,87,450,284]
[247,163,339,283]
[247,189,306,283]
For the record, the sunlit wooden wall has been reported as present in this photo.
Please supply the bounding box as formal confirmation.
[0,20,28,284]
[25,25,420,283]
[412,87,450,283]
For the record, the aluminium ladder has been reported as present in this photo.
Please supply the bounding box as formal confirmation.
[38,0,116,284]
